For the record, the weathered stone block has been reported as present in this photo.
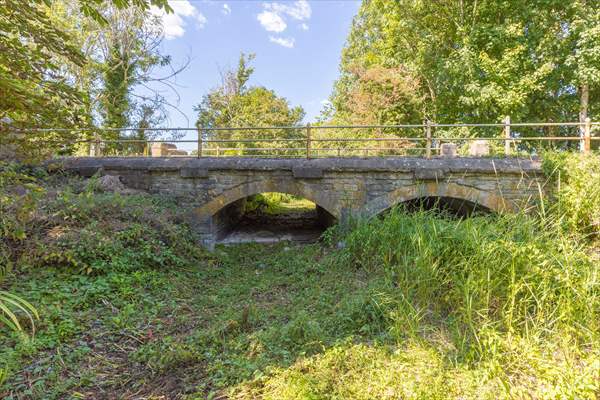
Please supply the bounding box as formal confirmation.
[180,168,209,178]
[469,140,490,157]
[414,169,447,181]
[76,166,103,177]
[440,143,458,158]
[292,167,323,179]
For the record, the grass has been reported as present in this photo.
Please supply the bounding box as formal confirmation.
[0,154,599,399]
[245,192,316,215]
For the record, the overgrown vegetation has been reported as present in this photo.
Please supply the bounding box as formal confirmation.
[0,153,598,398]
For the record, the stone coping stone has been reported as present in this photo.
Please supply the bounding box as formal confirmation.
[54,156,542,175]
[180,167,209,178]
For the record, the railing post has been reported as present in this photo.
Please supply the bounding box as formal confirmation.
[425,120,432,158]
[197,127,202,158]
[583,117,591,154]
[94,132,101,157]
[504,116,511,156]
[306,123,312,159]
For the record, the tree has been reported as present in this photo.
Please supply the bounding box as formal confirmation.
[329,0,600,143]
[94,4,179,154]
[195,54,305,156]
[0,0,172,159]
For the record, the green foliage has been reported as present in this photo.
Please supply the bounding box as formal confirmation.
[75,0,171,24]
[0,0,174,160]
[195,53,305,156]
[329,0,600,127]
[542,152,600,237]
[0,291,38,335]
[245,192,315,215]
[343,209,598,348]
[0,163,40,369]
[102,42,133,130]
[0,0,89,158]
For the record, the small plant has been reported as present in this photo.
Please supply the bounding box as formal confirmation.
[0,291,38,334]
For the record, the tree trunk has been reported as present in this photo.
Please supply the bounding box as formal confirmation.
[579,83,589,151]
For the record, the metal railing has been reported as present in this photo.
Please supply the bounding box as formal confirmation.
[19,118,600,158]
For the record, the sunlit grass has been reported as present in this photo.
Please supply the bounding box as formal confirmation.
[245,192,316,215]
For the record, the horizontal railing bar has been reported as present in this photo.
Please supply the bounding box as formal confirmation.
[202,147,428,152]
[314,124,424,129]
[23,135,598,146]
[311,137,424,142]
[431,122,584,127]
[79,136,588,144]
[436,136,585,141]
[201,147,306,151]
[205,138,306,143]
[15,127,198,132]
[11,121,595,133]
[77,139,200,144]
[202,126,306,131]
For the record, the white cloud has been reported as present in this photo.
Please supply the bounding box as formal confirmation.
[222,3,231,15]
[264,0,311,21]
[258,1,311,47]
[170,0,196,16]
[150,0,207,40]
[257,11,287,33]
[257,0,311,33]
[269,36,295,48]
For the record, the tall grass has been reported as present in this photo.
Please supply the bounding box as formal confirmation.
[542,152,600,237]
[341,209,598,360]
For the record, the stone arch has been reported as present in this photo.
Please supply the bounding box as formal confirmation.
[363,182,516,217]
[194,179,340,219]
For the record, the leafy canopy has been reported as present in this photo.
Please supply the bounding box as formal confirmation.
[330,0,600,125]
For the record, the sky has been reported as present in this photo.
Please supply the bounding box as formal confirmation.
[145,0,361,138]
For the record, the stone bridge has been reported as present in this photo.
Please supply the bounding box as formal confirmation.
[61,157,544,248]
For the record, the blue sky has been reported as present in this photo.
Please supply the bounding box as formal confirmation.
[147,0,360,134]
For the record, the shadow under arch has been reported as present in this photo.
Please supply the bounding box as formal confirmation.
[363,182,516,218]
[194,180,339,243]
[194,180,340,219]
